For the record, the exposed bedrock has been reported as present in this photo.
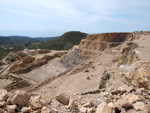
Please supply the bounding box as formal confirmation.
[61,32,130,68]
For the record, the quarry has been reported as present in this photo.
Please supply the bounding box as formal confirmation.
[0,31,150,113]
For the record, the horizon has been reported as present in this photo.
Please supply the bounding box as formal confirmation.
[0,0,150,37]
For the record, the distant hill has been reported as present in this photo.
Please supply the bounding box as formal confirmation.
[39,31,87,50]
[0,36,58,45]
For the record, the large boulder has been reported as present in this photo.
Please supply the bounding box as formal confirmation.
[133,102,150,113]
[96,101,115,113]
[8,90,30,106]
[7,105,17,113]
[55,94,69,105]
[0,89,9,101]
[115,93,139,110]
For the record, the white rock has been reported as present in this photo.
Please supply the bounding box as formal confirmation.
[68,98,76,110]
[55,94,69,105]
[30,102,42,110]
[83,102,94,108]
[96,101,115,113]
[108,102,115,109]
[134,102,150,113]
[41,106,51,113]
[21,107,31,113]
[87,107,96,113]
[33,109,41,113]
[8,90,30,106]
[80,107,87,113]
[7,105,17,112]
[30,96,41,103]
[0,89,9,101]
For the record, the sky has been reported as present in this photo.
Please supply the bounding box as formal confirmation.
[0,0,150,37]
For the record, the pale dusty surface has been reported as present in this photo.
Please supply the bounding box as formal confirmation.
[21,58,68,82]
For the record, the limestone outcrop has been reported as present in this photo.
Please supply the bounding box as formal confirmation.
[61,33,130,68]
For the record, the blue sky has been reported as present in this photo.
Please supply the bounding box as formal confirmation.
[0,0,150,37]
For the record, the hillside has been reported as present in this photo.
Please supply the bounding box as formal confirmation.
[0,36,58,45]
[39,31,87,50]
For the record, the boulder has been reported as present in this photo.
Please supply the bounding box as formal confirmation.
[7,105,17,113]
[83,102,94,108]
[79,107,87,113]
[125,62,150,89]
[96,101,115,113]
[55,94,69,105]
[87,107,96,113]
[68,98,76,110]
[21,107,31,113]
[0,89,9,101]
[8,90,30,106]
[30,102,42,110]
[33,109,41,113]
[41,106,51,113]
[134,102,150,113]
[115,93,139,110]
[0,101,10,107]
[30,96,41,103]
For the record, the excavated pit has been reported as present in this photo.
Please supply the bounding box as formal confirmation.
[61,33,130,68]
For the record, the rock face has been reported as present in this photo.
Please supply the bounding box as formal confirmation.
[8,90,30,106]
[61,33,130,68]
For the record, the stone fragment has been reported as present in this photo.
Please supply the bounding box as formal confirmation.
[41,106,51,113]
[21,107,31,113]
[0,89,9,101]
[51,108,58,113]
[79,107,87,113]
[8,90,30,106]
[55,94,69,105]
[134,102,150,113]
[96,101,115,113]
[83,102,94,108]
[68,98,76,110]
[30,102,42,110]
[30,96,41,103]
[7,105,17,113]
[87,107,96,113]
[33,109,41,113]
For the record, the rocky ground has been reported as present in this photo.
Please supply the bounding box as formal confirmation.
[0,31,150,113]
